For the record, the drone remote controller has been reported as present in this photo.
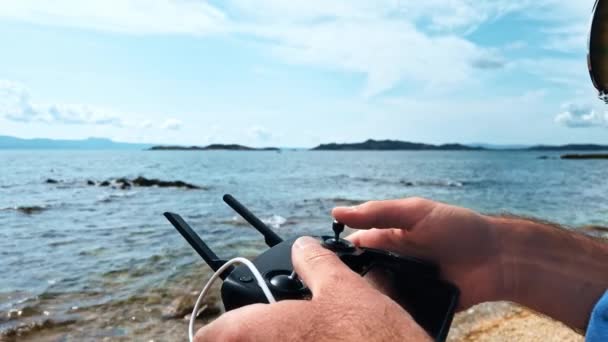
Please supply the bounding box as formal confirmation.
[164,194,459,342]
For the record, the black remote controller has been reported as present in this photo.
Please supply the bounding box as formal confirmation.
[164,194,459,342]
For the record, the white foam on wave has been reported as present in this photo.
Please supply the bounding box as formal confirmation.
[0,204,51,213]
[262,215,287,229]
[402,179,464,188]
[228,214,289,229]
[96,191,138,203]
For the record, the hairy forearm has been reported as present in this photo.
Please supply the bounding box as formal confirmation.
[490,216,608,332]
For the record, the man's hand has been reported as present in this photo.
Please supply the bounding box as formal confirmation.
[334,198,608,332]
[335,198,504,310]
[195,236,430,342]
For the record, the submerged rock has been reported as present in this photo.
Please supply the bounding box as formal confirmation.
[86,180,95,186]
[1,316,77,339]
[5,306,43,320]
[16,206,47,215]
[115,178,132,189]
[99,181,110,187]
[162,295,221,320]
[45,179,59,184]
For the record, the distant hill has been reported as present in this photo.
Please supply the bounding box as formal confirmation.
[0,136,151,150]
[149,144,280,151]
[311,139,484,151]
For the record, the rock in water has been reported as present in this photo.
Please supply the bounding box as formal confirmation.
[162,296,221,320]
[45,176,203,190]
[132,176,202,189]
[17,206,47,215]
[161,296,193,319]
[131,176,156,187]
[115,178,132,189]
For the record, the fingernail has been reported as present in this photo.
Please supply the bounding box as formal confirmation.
[335,205,359,212]
[294,236,318,249]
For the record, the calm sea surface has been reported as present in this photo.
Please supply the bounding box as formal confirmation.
[1,150,607,340]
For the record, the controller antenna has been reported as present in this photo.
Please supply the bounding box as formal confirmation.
[223,194,283,247]
[163,212,231,278]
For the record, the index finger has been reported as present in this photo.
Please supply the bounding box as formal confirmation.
[331,198,436,230]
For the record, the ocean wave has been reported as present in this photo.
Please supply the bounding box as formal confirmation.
[0,314,77,339]
[263,214,288,229]
[400,180,464,188]
[348,175,465,188]
[95,191,138,204]
[330,198,365,206]
[580,225,608,239]
[217,214,294,229]
[0,298,79,338]
[351,176,375,183]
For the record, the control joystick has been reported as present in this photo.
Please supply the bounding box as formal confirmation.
[269,271,303,292]
[322,220,355,251]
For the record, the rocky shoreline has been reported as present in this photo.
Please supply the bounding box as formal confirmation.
[6,296,584,342]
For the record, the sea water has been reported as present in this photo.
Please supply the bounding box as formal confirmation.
[1,150,606,340]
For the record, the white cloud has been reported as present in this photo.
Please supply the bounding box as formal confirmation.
[0,80,125,126]
[140,120,153,129]
[228,1,594,95]
[248,125,272,141]
[542,23,589,53]
[253,20,495,96]
[516,58,589,86]
[160,118,182,130]
[0,0,226,35]
[0,0,595,98]
[555,103,608,128]
[503,40,528,51]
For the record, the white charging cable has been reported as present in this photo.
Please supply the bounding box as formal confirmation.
[188,257,277,342]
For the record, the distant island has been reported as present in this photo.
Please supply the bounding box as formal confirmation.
[311,139,483,151]
[2,135,608,152]
[312,139,608,151]
[526,144,608,151]
[149,144,280,151]
[561,154,608,159]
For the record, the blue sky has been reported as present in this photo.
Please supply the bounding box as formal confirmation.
[0,0,606,147]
